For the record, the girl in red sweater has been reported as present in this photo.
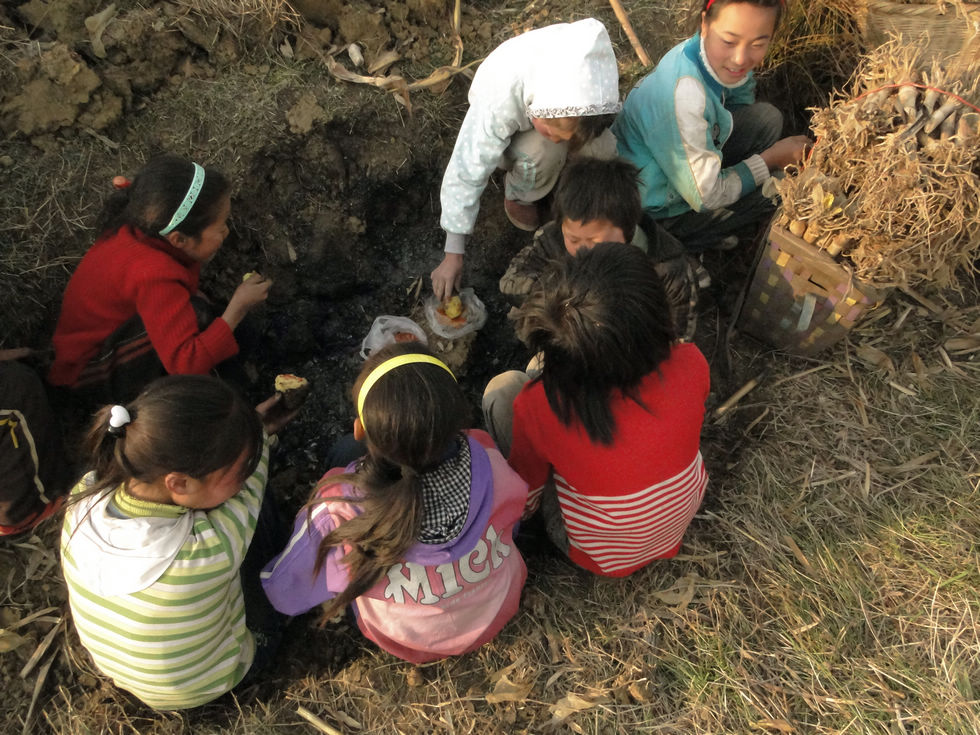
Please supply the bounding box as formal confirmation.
[49,155,270,403]
[483,242,710,577]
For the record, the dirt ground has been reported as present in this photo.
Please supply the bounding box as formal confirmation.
[2,1,978,734]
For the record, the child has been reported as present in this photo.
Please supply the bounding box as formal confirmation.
[1,351,69,537]
[484,243,709,577]
[61,375,292,710]
[431,17,621,301]
[49,155,271,403]
[613,0,811,251]
[262,343,529,663]
[498,157,698,338]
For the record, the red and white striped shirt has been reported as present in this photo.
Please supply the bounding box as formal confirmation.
[509,342,709,577]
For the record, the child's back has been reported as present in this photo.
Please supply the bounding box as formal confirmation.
[61,375,272,709]
[264,429,526,662]
[509,342,708,576]
[486,243,709,577]
[63,456,267,708]
[262,345,529,663]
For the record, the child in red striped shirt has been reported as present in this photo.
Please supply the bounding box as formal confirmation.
[483,242,709,577]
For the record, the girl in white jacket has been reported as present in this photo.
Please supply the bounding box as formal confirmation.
[431,18,621,301]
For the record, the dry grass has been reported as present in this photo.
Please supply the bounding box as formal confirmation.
[5,297,979,734]
[171,0,301,43]
[757,0,864,132]
[0,144,118,347]
[776,38,980,288]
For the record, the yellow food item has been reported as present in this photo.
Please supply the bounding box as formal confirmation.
[242,271,260,282]
[442,295,464,319]
[275,374,308,392]
[275,374,310,410]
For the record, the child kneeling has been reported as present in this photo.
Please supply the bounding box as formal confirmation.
[61,375,292,709]
[49,155,272,404]
[262,344,529,663]
[485,243,709,577]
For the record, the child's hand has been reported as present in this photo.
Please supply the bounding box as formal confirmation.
[431,253,463,302]
[256,393,300,435]
[222,274,272,330]
[760,136,813,172]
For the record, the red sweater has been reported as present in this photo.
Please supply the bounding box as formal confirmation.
[509,342,710,577]
[49,225,238,386]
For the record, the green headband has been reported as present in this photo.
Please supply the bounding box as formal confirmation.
[159,162,205,236]
[357,353,456,429]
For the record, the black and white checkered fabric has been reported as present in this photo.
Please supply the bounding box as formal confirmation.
[418,435,471,544]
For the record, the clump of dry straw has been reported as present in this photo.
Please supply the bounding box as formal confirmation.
[775,37,980,288]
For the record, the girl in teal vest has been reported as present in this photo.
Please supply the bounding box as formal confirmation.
[613,0,810,251]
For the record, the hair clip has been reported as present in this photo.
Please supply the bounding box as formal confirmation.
[108,404,131,438]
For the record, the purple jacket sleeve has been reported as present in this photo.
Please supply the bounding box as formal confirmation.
[260,501,351,616]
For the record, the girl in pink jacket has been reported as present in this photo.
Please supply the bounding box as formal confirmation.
[262,344,528,663]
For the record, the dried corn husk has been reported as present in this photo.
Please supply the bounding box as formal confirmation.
[775,37,980,288]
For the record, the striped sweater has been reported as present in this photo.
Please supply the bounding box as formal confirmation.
[508,342,709,576]
[60,439,269,709]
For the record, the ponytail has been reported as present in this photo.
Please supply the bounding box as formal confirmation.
[312,459,424,620]
[309,343,469,620]
[95,188,133,240]
[67,402,137,507]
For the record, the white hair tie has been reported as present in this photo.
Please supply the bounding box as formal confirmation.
[108,405,132,437]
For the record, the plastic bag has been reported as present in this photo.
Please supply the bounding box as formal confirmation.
[424,288,488,339]
[360,316,428,359]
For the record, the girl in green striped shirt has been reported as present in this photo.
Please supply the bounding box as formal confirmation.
[61,375,292,710]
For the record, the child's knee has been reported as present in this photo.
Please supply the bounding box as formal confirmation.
[482,371,530,409]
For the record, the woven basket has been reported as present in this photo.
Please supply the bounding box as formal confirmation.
[737,223,887,356]
[864,0,980,63]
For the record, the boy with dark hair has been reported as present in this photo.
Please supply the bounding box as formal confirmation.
[499,157,698,338]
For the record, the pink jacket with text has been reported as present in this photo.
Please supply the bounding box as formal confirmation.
[261,430,528,663]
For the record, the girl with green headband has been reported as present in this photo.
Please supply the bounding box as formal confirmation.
[262,343,531,663]
[49,154,271,404]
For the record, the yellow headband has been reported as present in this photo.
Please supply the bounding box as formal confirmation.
[356,353,456,427]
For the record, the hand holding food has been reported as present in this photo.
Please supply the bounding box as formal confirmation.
[275,373,311,410]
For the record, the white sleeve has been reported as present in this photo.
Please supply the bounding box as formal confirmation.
[439,101,522,238]
[674,77,750,211]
